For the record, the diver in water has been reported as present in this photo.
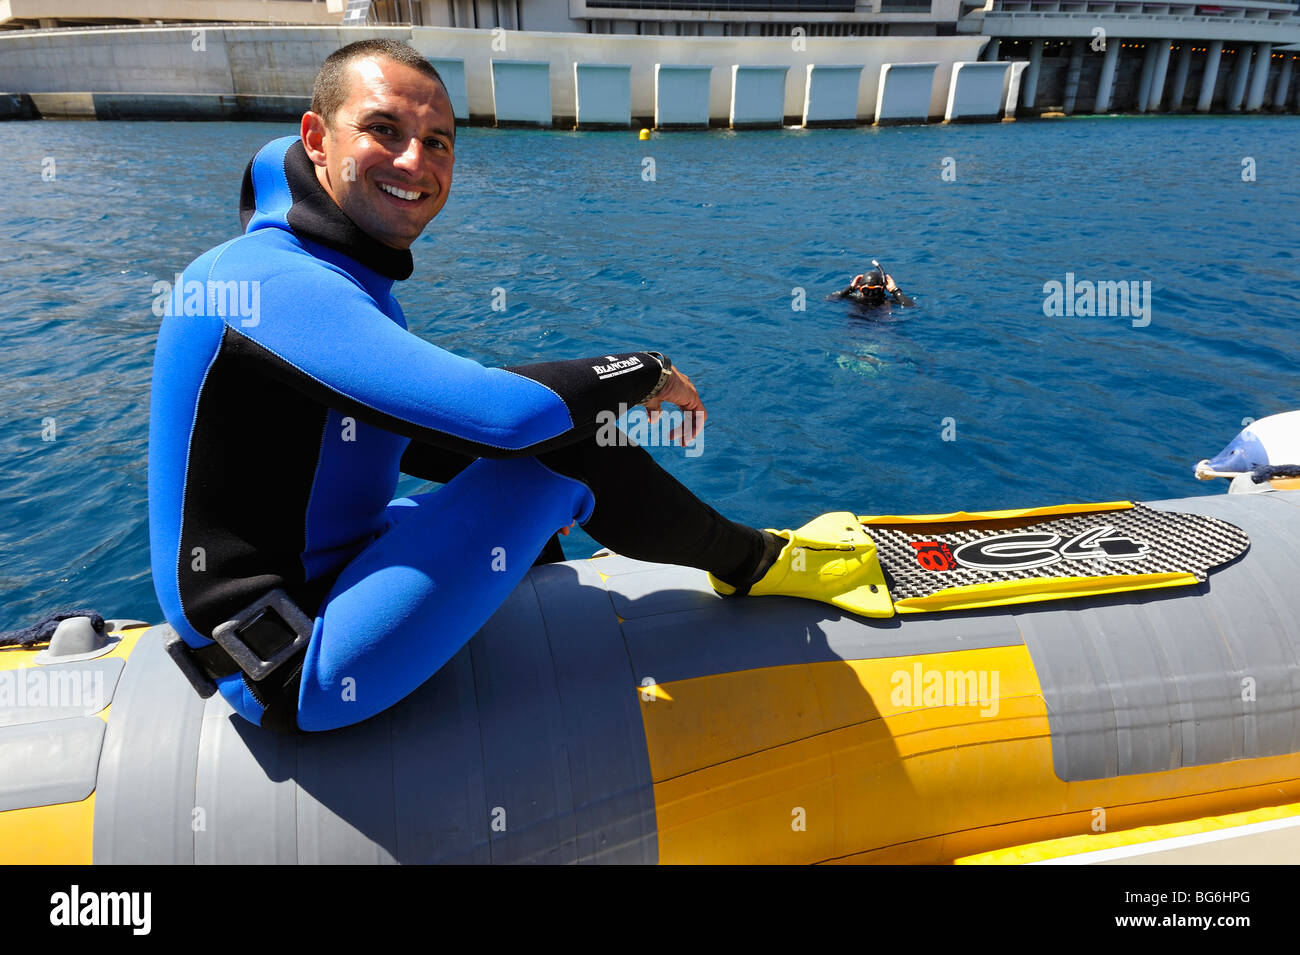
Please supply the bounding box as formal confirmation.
[840,267,910,307]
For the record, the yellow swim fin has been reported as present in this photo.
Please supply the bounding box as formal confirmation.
[709,512,894,618]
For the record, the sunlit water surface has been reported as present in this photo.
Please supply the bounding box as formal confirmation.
[0,116,1296,626]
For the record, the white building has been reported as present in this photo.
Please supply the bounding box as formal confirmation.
[0,0,1295,119]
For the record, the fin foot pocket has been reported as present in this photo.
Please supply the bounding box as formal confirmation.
[708,512,894,618]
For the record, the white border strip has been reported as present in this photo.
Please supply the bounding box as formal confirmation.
[1029,813,1300,864]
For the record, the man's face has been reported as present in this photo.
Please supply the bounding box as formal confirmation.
[301,56,455,250]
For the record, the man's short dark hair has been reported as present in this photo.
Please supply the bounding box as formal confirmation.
[311,39,452,133]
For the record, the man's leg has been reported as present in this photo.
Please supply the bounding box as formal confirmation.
[268,433,773,731]
[402,433,774,584]
[536,430,777,590]
[398,441,567,565]
[290,454,595,731]
[538,432,887,618]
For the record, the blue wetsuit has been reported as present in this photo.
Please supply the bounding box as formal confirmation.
[149,136,767,732]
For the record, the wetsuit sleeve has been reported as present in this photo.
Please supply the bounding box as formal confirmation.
[230,260,664,460]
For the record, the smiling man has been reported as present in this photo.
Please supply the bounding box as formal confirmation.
[149,40,881,733]
[304,51,456,248]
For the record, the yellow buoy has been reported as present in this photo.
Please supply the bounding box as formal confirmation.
[638,128,650,140]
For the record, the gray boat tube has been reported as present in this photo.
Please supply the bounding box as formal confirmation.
[18,491,1296,863]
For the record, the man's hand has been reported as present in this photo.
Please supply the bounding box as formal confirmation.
[885,273,898,292]
[644,366,707,446]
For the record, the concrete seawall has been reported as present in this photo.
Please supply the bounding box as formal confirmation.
[0,24,993,127]
[2,24,1292,126]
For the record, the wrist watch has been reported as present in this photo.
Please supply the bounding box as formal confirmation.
[643,351,674,402]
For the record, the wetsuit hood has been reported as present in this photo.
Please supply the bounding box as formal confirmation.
[238,136,414,281]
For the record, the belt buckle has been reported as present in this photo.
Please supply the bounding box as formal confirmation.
[211,588,314,683]
[161,626,219,699]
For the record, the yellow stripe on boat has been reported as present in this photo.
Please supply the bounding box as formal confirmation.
[891,572,1200,613]
[638,642,1300,864]
[859,500,1134,525]
[956,799,1300,864]
[0,796,96,865]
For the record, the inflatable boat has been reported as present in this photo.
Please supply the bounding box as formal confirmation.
[3,422,1300,864]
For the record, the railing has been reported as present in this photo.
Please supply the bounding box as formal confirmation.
[988,0,1298,11]
[979,7,1300,19]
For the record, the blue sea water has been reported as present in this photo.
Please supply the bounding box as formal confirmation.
[0,116,1296,629]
